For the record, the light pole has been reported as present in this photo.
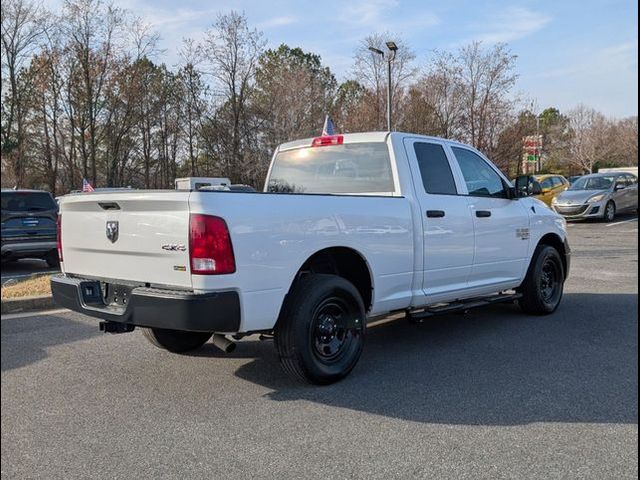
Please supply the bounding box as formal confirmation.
[535,114,541,173]
[368,41,398,131]
[385,41,398,131]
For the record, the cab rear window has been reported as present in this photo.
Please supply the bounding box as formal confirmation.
[267,143,394,194]
[1,192,57,212]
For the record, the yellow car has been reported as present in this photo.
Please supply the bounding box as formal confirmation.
[533,174,570,206]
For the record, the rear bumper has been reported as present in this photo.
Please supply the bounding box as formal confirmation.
[51,274,241,333]
[1,241,57,257]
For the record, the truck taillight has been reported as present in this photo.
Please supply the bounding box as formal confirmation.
[311,135,343,147]
[189,214,235,275]
[56,214,63,262]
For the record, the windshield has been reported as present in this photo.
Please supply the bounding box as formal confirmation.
[1,192,57,212]
[568,176,615,191]
[267,142,394,194]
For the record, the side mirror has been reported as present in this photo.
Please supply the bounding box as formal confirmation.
[515,176,542,197]
[615,184,626,191]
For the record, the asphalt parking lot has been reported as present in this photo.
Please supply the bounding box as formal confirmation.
[1,216,638,479]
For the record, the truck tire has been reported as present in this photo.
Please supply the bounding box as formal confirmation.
[275,274,366,385]
[141,328,212,353]
[519,245,565,315]
[45,250,60,268]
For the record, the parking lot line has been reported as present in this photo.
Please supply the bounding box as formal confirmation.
[606,218,638,227]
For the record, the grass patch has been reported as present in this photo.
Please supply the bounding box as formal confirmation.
[1,275,52,299]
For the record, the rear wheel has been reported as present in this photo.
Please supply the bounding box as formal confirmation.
[275,274,366,385]
[141,328,212,353]
[603,201,616,222]
[44,250,60,268]
[520,245,565,315]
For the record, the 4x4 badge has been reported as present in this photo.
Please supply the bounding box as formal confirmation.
[106,221,119,243]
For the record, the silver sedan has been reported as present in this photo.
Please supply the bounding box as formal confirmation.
[551,172,638,221]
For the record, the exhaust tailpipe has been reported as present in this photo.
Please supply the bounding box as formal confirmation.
[211,334,236,353]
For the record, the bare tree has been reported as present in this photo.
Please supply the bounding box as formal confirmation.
[352,33,415,130]
[611,116,638,167]
[1,0,47,185]
[25,47,65,194]
[61,0,124,185]
[398,50,465,138]
[1,3,636,193]
[567,104,609,173]
[177,39,209,176]
[457,42,518,154]
[424,51,466,138]
[201,11,265,179]
[254,44,336,155]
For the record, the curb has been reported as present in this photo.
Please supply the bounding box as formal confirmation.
[1,295,56,315]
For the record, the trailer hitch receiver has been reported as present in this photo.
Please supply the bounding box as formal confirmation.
[99,321,135,334]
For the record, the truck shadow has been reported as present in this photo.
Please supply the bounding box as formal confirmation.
[1,314,98,371]
[231,292,638,426]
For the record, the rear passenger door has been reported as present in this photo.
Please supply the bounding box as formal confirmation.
[449,146,530,289]
[626,175,639,210]
[403,139,475,299]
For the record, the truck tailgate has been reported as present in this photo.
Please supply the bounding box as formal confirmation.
[59,191,192,289]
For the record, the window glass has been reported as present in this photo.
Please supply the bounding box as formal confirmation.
[451,147,506,198]
[540,178,554,189]
[551,177,563,187]
[1,192,57,212]
[569,176,615,190]
[413,143,457,195]
[267,143,394,194]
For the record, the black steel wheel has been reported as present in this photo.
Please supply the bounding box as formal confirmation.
[44,250,60,268]
[539,256,562,305]
[520,244,565,315]
[311,295,360,363]
[275,274,366,384]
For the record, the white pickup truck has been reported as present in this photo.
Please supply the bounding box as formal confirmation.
[52,132,570,384]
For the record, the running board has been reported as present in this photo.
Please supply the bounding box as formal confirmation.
[407,292,522,323]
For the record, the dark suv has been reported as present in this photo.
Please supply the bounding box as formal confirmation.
[1,189,59,266]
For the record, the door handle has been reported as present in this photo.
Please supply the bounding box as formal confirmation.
[426,210,445,218]
[476,210,492,218]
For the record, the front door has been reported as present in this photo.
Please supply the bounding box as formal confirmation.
[403,138,475,299]
[449,146,531,289]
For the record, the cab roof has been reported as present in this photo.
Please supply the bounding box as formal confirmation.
[533,174,565,180]
[277,131,473,152]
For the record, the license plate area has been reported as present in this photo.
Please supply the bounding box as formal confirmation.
[103,283,133,307]
[79,280,132,311]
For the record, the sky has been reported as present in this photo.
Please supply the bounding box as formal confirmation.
[48,0,639,118]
